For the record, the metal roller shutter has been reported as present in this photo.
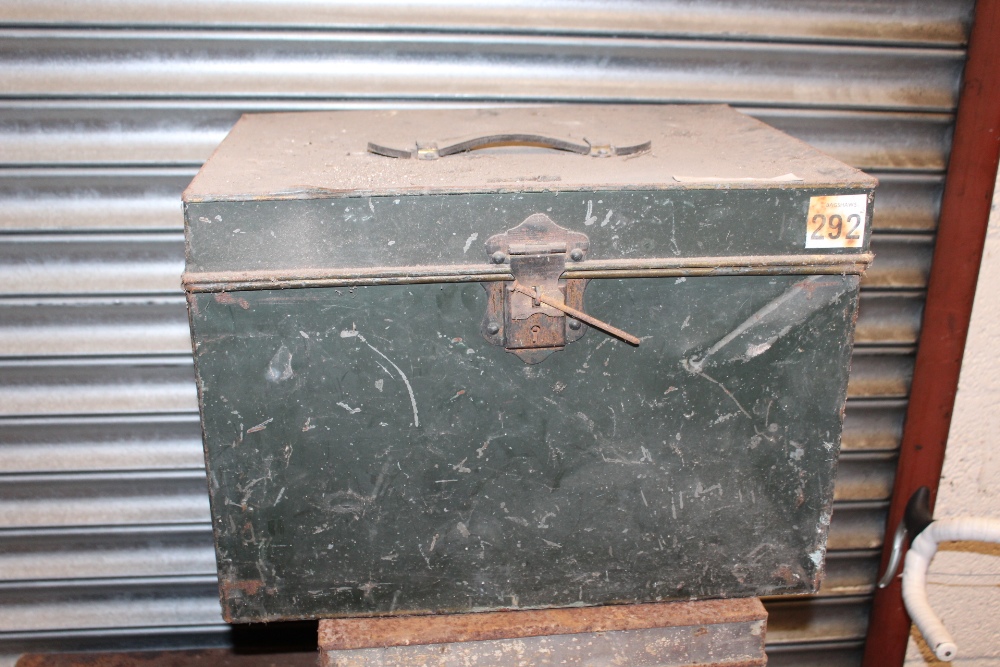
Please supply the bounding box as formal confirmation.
[0,2,973,663]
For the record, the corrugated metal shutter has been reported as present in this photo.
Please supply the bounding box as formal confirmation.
[0,1,972,663]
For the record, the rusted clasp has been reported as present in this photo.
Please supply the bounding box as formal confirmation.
[481,213,638,365]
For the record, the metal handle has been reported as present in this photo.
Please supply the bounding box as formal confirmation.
[877,487,934,590]
[368,134,651,160]
[510,282,640,346]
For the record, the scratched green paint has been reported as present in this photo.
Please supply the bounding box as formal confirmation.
[189,273,859,622]
[184,188,872,276]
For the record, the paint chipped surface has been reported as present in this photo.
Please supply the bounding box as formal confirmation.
[214,292,249,310]
[265,345,293,382]
[246,417,273,433]
[184,107,869,623]
[189,271,855,622]
[341,327,419,428]
[684,275,852,373]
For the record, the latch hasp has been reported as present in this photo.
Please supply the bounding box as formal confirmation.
[481,214,590,365]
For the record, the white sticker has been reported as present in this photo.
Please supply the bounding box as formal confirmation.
[805,194,868,249]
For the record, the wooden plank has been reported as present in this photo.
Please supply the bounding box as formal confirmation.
[319,599,766,667]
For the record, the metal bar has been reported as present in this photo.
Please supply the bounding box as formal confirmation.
[185,265,876,292]
[845,350,914,401]
[181,253,874,292]
[764,596,872,644]
[0,30,963,112]
[766,640,865,667]
[0,0,973,47]
[0,624,231,655]
[510,282,642,345]
[0,235,927,296]
[0,297,190,358]
[861,235,933,290]
[0,578,224,633]
[834,453,897,502]
[0,234,185,297]
[0,470,211,529]
[854,293,924,345]
[0,357,197,417]
[750,110,953,173]
[862,1,1000,664]
[827,501,889,551]
[0,414,203,473]
[570,264,873,280]
[841,400,907,452]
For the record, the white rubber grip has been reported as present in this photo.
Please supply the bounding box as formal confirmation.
[902,518,1000,661]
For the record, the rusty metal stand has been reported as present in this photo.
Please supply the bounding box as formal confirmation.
[318,598,767,667]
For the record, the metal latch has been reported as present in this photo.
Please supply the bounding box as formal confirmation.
[481,213,639,365]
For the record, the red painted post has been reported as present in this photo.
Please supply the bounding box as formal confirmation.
[862,2,1000,665]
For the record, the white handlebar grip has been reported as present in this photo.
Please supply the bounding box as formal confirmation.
[902,517,1000,661]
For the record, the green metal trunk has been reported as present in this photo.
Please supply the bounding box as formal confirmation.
[182,106,875,623]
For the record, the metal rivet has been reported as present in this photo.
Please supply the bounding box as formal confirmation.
[569,248,584,262]
[486,322,500,335]
[491,251,507,264]
[568,320,582,330]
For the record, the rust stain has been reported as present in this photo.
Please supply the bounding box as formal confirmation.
[214,292,250,310]
[794,278,843,299]
[773,565,798,586]
[318,598,766,651]
[180,252,872,293]
[220,578,265,598]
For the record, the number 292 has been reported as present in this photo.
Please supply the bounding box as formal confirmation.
[810,213,862,241]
